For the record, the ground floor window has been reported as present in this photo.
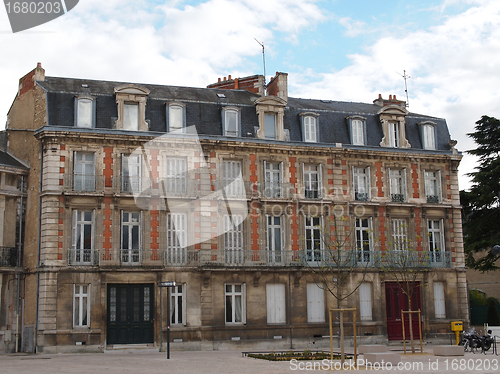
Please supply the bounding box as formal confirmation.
[433,282,446,319]
[170,283,186,325]
[266,284,286,324]
[73,284,90,328]
[359,283,372,321]
[225,284,246,324]
[306,283,325,323]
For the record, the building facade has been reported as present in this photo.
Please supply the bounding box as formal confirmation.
[3,64,467,353]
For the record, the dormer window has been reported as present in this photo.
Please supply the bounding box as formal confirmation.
[347,116,366,145]
[255,96,287,141]
[123,103,139,131]
[114,84,150,131]
[300,113,319,143]
[167,103,185,132]
[75,96,95,128]
[264,113,276,139]
[222,107,240,137]
[378,105,411,149]
[388,121,400,148]
[420,122,436,150]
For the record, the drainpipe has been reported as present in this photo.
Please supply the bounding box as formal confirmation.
[35,143,44,353]
[289,271,293,349]
[15,175,24,352]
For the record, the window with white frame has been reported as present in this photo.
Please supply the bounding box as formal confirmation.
[353,167,370,201]
[266,284,286,324]
[355,218,373,264]
[267,215,284,264]
[264,161,282,198]
[222,160,244,198]
[264,113,277,139]
[123,103,139,131]
[433,282,446,319]
[168,104,185,132]
[392,219,408,251]
[166,213,187,264]
[359,283,372,321]
[305,216,323,263]
[389,168,406,202]
[303,164,321,199]
[307,284,325,323]
[424,171,441,203]
[428,220,444,263]
[303,116,317,143]
[73,284,90,328]
[351,119,365,145]
[122,154,142,193]
[121,211,141,264]
[225,284,246,324]
[422,124,436,150]
[71,210,94,265]
[74,152,95,192]
[165,158,187,195]
[388,121,400,148]
[223,108,239,137]
[224,214,244,264]
[170,284,187,325]
[75,97,94,128]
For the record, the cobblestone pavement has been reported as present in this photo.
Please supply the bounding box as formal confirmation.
[0,348,499,374]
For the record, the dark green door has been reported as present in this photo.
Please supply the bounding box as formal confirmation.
[107,284,154,344]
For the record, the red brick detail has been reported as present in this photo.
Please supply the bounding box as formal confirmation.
[59,179,64,186]
[58,253,63,260]
[289,156,297,189]
[327,159,333,165]
[411,164,420,198]
[210,152,216,158]
[103,147,114,188]
[290,205,299,251]
[378,206,386,251]
[195,243,201,250]
[375,162,384,198]
[60,167,65,174]
[60,145,66,151]
[341,160,346,166]
[414,207,423,251]
[250,202,259,251]
[60,156,65,162]
[342,169,347,176]
[249,154,258,183]
[211,244,217,250]
[150,210,159,251]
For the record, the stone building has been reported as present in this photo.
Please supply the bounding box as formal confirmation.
[3,64,467,353]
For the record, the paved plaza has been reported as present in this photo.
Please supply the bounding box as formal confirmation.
[0,347,499,374]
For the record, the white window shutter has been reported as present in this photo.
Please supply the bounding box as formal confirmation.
[388,168,392,196]
[307,284,325,322]
[359,283,372,321]
[318,163,323,198]
[91,209,95,250]
[437,170,442,202]
[434,282,446,318]
[242,283,246,324]
[140,211,144,250]
[72,210,78,249]
[403,168,407,200]
[367,167,371,199]
[182,283,187,326]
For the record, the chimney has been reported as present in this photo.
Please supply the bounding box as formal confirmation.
[266,72,288,102]
[373,93,406,108]
[18,62,45,96]
[207,74,265,95]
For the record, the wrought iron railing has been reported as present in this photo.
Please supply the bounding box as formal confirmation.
[63,175,105,193]
[426,195,440,204]
[68,248,98,266]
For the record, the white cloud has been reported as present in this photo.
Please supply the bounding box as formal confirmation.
[338,17,369,37]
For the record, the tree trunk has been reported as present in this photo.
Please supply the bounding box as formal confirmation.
[340,310,345,364]
[408,297,415,353]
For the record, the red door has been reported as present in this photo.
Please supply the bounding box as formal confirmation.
[385,282,421,340]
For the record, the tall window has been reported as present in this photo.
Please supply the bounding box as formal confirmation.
[433,282,446,319]
[264,161,282,198]
[422,124,436,150]
[388,121,400,148]
[73,284,90,328]
[359,283,372,321]
[264,113,277,139]
[168,104,184,132]
[304,116,317,143]
[123,103,139,131]
[71,210,94,265]
[267,215,284,264]
[425,171,441,203]
[121,211,141,264]
[76,98,94,128]
[266,284,286,324]
[303,164,321,199]
[353,167,370,201]
[165,158,187,195]
[355,218,372,264]
[307,284,325,323]
[428,220,444,263]
[389,169,406,202]
[305,216,323,263]
[222,160,243,198]
[166,213,187,264]
[122,154,142,193]
[223,109,239,137]
[225,284,246,324]
[224,215,244,264]
[74,152,95,191]
[170,284,186,326]
[351,119,365,145]
[392,219,408,251]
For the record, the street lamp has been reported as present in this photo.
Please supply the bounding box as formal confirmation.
[158,281,177,358]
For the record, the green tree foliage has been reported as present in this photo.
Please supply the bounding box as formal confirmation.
[461,115,500,271]
[486,298,500,326]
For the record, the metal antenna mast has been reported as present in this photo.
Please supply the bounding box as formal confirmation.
[255,38,266,93]
[398,70,411,108]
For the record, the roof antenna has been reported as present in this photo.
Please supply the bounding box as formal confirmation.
[255,38,266,95]
[397,70,411,108]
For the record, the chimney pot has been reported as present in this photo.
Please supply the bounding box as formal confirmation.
[393,94,397,100]
[378,94,382,99]
[389,95,392,100]
[228,75,231,80]
[218,78,221,83]
[37,62,42,68]
[223,77,227,81]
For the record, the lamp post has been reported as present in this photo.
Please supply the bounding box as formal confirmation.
[158,281,177,358]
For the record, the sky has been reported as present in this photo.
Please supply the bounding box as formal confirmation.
[1,0,500,190]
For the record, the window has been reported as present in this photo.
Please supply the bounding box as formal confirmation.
[264,161,282,198]
[166,213,187,264]
[422,124,436,150]
[71,210,95,265]
[355,218,373,264]
[307,284,325,323]
[224,214,244,264]
[303,116,317,143]
[223,108,240,137]
[122,154,142,193]
[359,283,372,321]
[305,216,323,263]
[424,171,441,203]
[168,104,185,132]
[121,211,141,264]
[222,160,244,198]
[73,284,90,328]
[392,219,408,251]
[75,97,94,128]
[225,284,246,324]
[266,284,286,324]
[267,215,284,264]
[433,282,446,319]
[303,164,321,199]
[389,168,406,202]
[428,220,444,263]
[123,103,139,131]
[170,284,186,326]
[74,152,95,191]
[388,121,400,148]
[351,119,365,145]
[165,158,187,195]
[264,113,277,139]
[353,167,370,201]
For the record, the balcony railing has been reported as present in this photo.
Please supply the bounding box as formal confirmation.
[355,192,369,201]
[198,249,302,267]
[426,195,440,204]
[0,247,19,267]
[63,175,105,193]
[301,249,382,268]
[68,248,98,266]
[98,249,164,267]
[113,176,199,198]
[390,193,406,203]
